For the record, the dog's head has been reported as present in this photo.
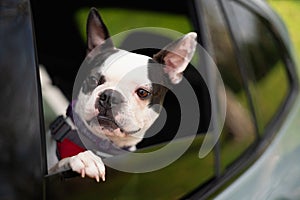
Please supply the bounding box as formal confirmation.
[75,8,197,147]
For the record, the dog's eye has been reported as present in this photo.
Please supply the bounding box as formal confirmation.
[87,76,99,88]
[136,88,151,99]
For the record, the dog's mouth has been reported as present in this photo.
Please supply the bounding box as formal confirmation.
[96,115,140,135]
[97,115,119,130]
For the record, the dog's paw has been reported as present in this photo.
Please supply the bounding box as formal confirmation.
[69,150,105,182]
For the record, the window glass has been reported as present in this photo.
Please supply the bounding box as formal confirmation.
[201,0,256,170]
[230,2,290,133]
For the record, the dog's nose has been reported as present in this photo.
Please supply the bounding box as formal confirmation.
[98,89,124,109]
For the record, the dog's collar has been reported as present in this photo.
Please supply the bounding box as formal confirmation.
[72,110,133,157]
[50,101,134,158]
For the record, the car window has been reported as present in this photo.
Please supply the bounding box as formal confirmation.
[41,6,216,199]
[42,7,212,145]
[201,0,256,171]
[230,1,290,134]
[202,0,292,175]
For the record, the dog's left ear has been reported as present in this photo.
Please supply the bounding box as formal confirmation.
[153,32,197,84]
[87,7,114,53]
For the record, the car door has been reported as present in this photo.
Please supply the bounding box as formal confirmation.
[0,0,45,199]
[28,0,299,199]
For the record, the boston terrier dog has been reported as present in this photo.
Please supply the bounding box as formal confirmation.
[48,7,197,182]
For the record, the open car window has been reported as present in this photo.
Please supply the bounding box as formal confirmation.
[40,6,216,199]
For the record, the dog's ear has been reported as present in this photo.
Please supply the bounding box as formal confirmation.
[87,7,114,52]
[153,32,197,84]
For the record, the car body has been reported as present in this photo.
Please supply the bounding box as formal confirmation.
[0,0,299,199]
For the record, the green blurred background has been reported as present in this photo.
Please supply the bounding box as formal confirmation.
[268,0,300,71]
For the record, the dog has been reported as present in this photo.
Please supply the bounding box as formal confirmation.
[47,7,197,182]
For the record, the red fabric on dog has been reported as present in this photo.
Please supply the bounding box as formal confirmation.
[57,138,85,159]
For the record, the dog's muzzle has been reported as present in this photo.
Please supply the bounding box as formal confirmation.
[93,89,141,134]
[95,89,126,131]
[97,89,123,122]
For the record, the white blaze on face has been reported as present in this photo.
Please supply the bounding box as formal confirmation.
[101,50,152,88]
[104,50,160,129]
